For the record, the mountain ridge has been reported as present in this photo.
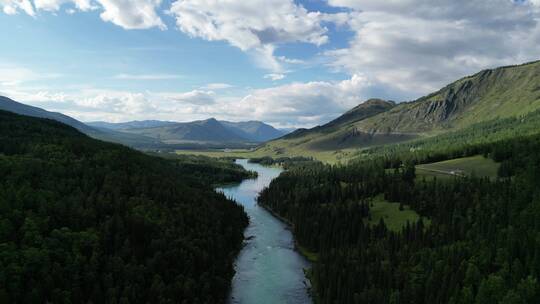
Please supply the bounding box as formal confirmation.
[259,60,540,156]
[0,96,286,147]
[112,118,285,143]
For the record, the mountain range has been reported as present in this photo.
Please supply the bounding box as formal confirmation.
[88,118,286,143]
[259,60,540,156]
[3,60,540,157]
[0,96,286,148]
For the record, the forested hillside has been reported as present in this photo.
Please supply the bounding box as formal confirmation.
[259,130,540,303]
[0,110,249,303]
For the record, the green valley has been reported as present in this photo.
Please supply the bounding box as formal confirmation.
[5,3,540,304]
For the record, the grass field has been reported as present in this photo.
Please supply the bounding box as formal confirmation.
[416,155,500,180]
[175,146,358,164]
[365,195,427,232]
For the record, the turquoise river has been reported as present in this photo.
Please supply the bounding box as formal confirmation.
[217,159,312,304]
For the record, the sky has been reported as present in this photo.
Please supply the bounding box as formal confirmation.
[0,0,539,128]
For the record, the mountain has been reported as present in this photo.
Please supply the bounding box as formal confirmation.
[282,98,396,141]
[259,98,399,153]
[0,96,285,147]
[278,127,297,134]
[114,118,285,143]
[87,120,177,130]
[0,95,97,134]
[260,60,540,156]
[354,60,540,134]
[121,118,251,144]
[220,120,285,142]
[0,96,160,147]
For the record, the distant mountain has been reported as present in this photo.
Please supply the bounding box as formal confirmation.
[0,96,160,147]
[121,118,251,144]
[260,60,540,154]
[87,120,177,130]
[0,96,96,134]
[220,120,285,142]
[278,127,297,134]
[0,97,282,148]
[99,118,286,143]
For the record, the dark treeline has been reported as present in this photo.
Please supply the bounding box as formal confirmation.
[258,133,540,303]
[150,153,258,185]
[359,108,540,166]
[249,156,319,170]
[0,110,249,304]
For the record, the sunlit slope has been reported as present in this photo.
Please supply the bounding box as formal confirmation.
[259,99,397,156]
[260,60,540,158]
[356,60,540,133]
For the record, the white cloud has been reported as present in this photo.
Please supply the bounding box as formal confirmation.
[34,0,95,11]
[160,89,216,105]
[201,83,233,90]
[2,0,165,29]
[168,0,333,72]
[98,0,166,30]
[1,0,35,15]
[277,56,305,65]
[325,0,540,96]
[113,73,183,80]
[227,74,371,126]
[1,75,374,127]
[264,73,285,81]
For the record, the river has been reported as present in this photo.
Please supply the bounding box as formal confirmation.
[217,159,312,304]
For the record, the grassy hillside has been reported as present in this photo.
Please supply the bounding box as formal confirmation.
[415,155,500,181]
[255,60,540,162]
[266,99,399,152]
[357,60,540,133]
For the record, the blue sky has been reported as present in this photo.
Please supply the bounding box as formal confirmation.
[1,0,539,127]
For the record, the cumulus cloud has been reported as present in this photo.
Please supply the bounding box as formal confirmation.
[1,0,165,29]
[34,0,95,11]
[2,74,374,126]
[98,0,165,30]
[168,0,333,72]
[227,74,372,126]
[160,89,216,106]
[325,0,540,96]
[1,0,35,15]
